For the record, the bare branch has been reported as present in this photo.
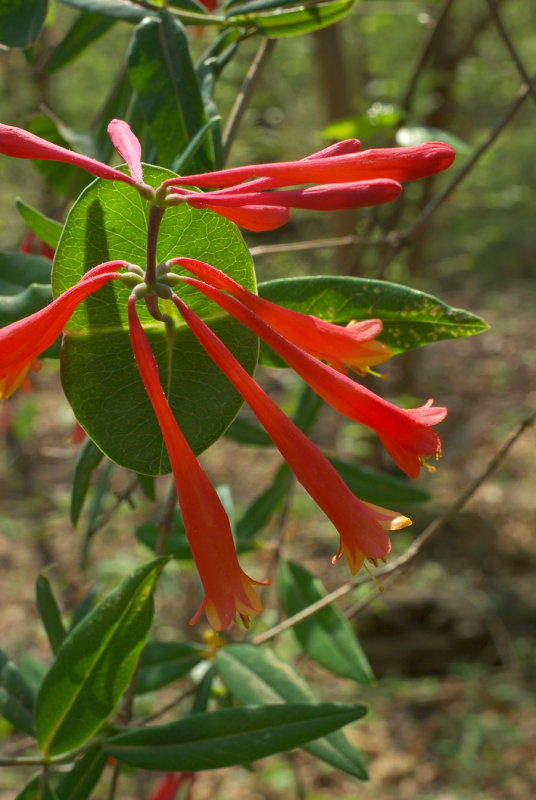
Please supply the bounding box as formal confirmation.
[253,410,535,645]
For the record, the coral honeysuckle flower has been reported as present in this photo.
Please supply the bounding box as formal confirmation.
[171,257,391,375]
[171,292,411,575]
[127,297,266,631]
[0,119,152,195]
[0,261,126,400]
[162,140,454,231]
[169,262,445,479]
[164,141,455,189]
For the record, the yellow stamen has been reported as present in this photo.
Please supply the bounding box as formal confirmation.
[363,561,385,593]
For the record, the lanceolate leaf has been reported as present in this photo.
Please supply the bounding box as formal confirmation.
[53,165,258,475]
[136,641,206,694]
[57,0,151,23]
[128,13,215,173]
[55,745,108,800]
[36,557,169,756]
[35,574,68,655]
[278,560,374,684]
[216,644,368,779]
[229,0,354,37]
[328,455,429,506]
[104,702,366,770]
[70,437,104,526]
[16,199,63,249]
[258,276,488,359]
[14,773,58,800]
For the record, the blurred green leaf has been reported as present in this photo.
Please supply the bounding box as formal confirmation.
[135,512,192,560]
[36,557,169,756]
[36,573,67,655]
[236,467,289,540]
[105,702,367,769]
[0,0,48,47]
[136,641,206,694]
[14,773,58,800]
[56,745,108,800]
[216,644,368,779]
[70,437,104,527]
[328,455,429,505]
[58,0,150,23]
[16,200,63,249]
[128,12,214,172]
[46,12,115,72]
[279,560,374,683]
[396,126,473,156]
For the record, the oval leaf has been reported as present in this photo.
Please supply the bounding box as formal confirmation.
[278,560,374,684]
[52,165,258,475]
[104,702,366,770]
[136,641,206,694]
[258,276,488,359]
[36,557,169,757]
[216,644,368,779]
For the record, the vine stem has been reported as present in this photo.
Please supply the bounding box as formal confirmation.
[253,410,535,645]
[222,38,277,164]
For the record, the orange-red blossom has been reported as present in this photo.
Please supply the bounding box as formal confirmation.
[127,296,265,631]
[171,293,410,576]
[170,258,446,479]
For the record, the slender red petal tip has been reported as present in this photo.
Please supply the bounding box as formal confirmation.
[107,119,143,183]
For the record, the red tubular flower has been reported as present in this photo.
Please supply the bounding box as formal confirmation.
[148,772,195,800]
[171,293,411,576]
[127,297,266,631]
[172,257,391,374]
[107,119,143,184]
[163,141,455,190]
[185,179,402,213]
[0,262,125,399]
[170,262,445,479]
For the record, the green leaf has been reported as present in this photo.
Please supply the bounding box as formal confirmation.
[216,644,368,779]
[36,574,67,655]
[46,12,115,72]
[26,115,92,197]
[224,415,272,446]
[14,773,58,800]
[53,165,258,475]
[36,557,169,757]
[230,0,354,37]
[128,13,215,172]
[328,455,429,506]
[278,560,374,684]
[135,512,192,559]
[258,276,488,357]
[0,0,48,47]
[70,438,105,526]
[136,641,206,694]
[0,251,52,296]
[16,199,63,249]
[0,284,52,326]
[55,745,108,800]
[236,467,288,540]
[137,472,155,501]
[0,651,36,736]
[105,702,366,770]
[57,0,151,23]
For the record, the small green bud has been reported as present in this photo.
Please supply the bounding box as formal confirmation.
[119,273,145,289]
[132,282,149,299]
[127,263,145,276]
[155,282,173,299]
[160,272,182,287]
[136,182,156,202]
[155,261,170,277]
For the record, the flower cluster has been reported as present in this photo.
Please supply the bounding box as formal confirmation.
[0,119,453,629]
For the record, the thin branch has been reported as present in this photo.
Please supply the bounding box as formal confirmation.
[249,234,390,258]
[252,410,535,645]
[377,72,536,277]
[222,38,277,164]
[485,0,536,104]
[401,0,456,111]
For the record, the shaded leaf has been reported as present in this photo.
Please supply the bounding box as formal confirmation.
[279,560,374,683]
[56,745,108,800]
[0,0,48,47]
[216,644,368,779]
[16,199,63,249]
[136,641,206,694]
[70,437,104,526]
[36,574,67,655]
[105,702,366,770]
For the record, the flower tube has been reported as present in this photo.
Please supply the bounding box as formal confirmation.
[172,268,446,479]
[171,257,391,374]
[127,297,265,630]
[171,293,411,575]
[0,262,126,399]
